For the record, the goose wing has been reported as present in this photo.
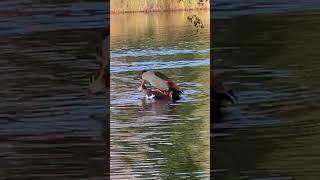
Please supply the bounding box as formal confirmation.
[154,71,181,92]
[142,71,181,92]
[142,71,169,91]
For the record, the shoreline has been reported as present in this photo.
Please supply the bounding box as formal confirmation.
[110,0,210,14]
[110,8,210,14]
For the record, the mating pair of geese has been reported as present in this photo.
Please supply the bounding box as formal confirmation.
[88,30,235,106]
[87,30,183,100]
[139,71,236,106]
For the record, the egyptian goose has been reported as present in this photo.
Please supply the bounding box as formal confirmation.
[138,80,171,100]
[88,29,109,94]
[212,72,236,105]
[212,72,236,119]
[141,70,183,100]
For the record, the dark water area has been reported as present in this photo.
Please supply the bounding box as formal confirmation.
[0,1,108,179]
[110,12,210,179]
[212,1,320,180]
[214,0,320,17]
[0,0,108,36]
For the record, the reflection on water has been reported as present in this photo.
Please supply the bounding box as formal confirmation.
[111,12,210,179]
[213,4,320,180]
[0,1,107,179]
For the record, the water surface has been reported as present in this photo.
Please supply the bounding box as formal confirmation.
[0,1,107,179]
[110,11,210,179]
[213,1,320,179]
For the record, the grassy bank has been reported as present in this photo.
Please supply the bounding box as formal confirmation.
[110,0,210,13]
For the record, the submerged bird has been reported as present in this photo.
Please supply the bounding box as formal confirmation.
[138,80,171,100]
[140,70,183,100]
[88,29,109,94]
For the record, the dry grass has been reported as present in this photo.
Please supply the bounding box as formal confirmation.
[110,0,210,13]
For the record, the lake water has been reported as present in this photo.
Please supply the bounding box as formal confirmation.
[2,0,320,179]
[0,0,108,179]
[213,1,320,179]
[110,11,210,179]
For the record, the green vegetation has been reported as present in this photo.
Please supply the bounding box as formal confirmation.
[110,0,210,13]
[187,14,204,31]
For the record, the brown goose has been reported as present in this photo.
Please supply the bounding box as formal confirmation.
[141,70,183,100]
[212,72,236,105]
[212,72,236,119]
[138,80,171,100]
[88,29,109,94]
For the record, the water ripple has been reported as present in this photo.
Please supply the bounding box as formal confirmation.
[111,59,209,73]
[112,48,210,58]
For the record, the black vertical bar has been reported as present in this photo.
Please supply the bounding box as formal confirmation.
[106,0,110,178]
[210,0,214,178]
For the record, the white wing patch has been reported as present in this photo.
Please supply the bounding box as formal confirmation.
[146,94,155,100]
